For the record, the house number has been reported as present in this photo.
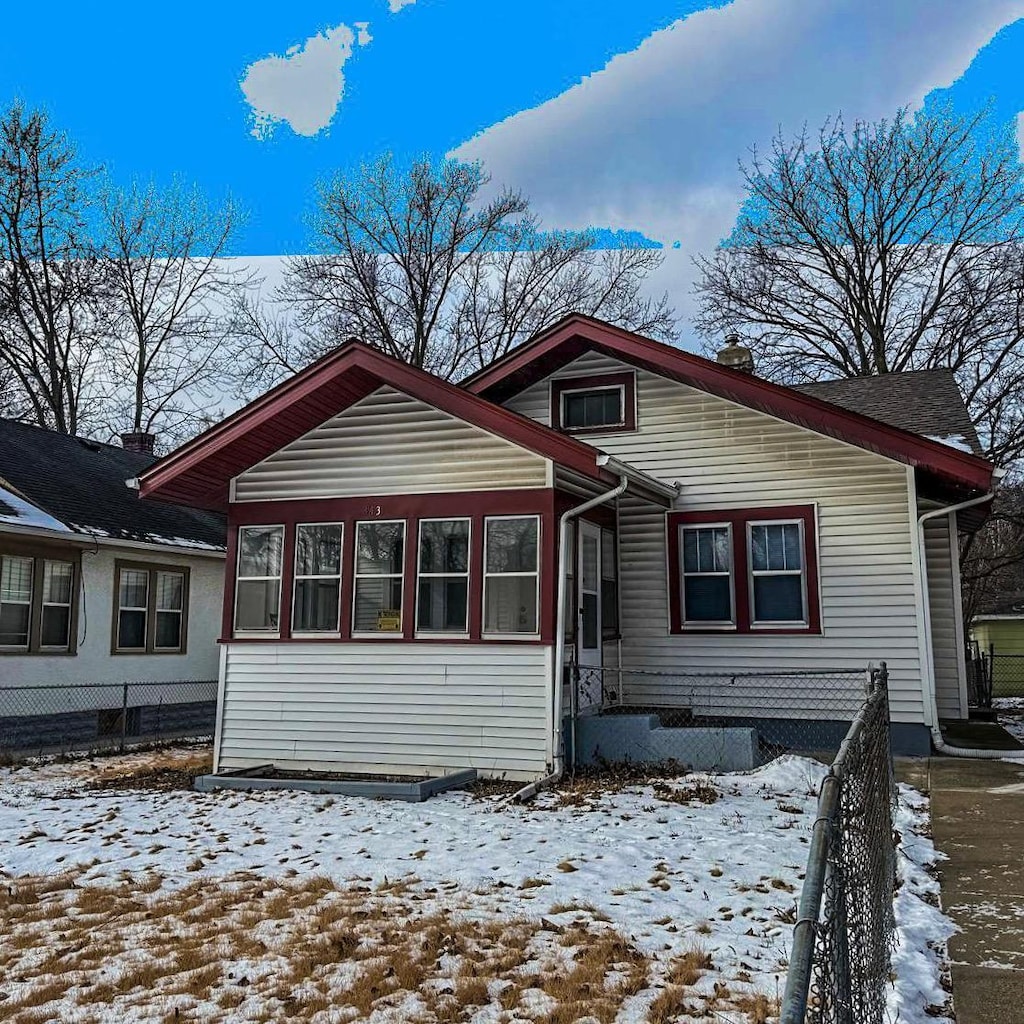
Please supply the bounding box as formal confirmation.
[365,504,383,517]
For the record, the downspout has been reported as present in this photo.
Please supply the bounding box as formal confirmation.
[916,486,1022,758]
[514,460,630,801]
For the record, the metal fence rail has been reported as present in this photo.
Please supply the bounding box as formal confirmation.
[780,664,897,1024]
[0,680,217,759]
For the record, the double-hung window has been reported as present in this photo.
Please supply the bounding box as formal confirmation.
[417,518,470,634]
[41,561,74,649]
[353,521,405,634]
[235,526,284,633]
[483,516,539,635]
[669,506,818,634]
[1,555,33,648]
[1,553,78,653]
[115,563,190,653]
[293,523,343,633]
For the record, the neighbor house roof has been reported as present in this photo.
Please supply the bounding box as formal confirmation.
[975,590,1024,620]
[795,369,983,456]
[137,340,674,511]
[0,418,226,550]
[464,314,996,494]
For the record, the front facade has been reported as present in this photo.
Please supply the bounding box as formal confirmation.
[139,317,996,779]
[0,422,226,749]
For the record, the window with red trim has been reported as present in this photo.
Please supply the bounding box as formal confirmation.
[667,506,820,634]
[550,372,637,434]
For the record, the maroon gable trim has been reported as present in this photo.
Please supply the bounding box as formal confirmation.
[465,314,995,493]
[138,341,620,511]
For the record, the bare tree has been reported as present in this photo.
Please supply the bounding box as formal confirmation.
[693,106,1024,466]
[256,154,674,384]
[99,179,248,446]
[0,103,109,433]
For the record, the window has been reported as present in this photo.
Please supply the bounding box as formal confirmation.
[293,523,343,633]
[749,521,807,625]
[115,562,191,653]
[417,519,470,634]
[235,526,284,633]
[668,506,819,635]
[0,549,80,653]
[354,521,405,634]
[40,561,74,648]
[1,555,33,648]
[601,528,619,638]
[551,372,637,434]
[483,516,539,635]
[681,525,734,626]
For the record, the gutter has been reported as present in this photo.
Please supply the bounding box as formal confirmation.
[0,521,225,560]
[915,479,1023,759]
[514,460,631,802]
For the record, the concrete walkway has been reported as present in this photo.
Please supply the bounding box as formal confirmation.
[917,751,1024,1024]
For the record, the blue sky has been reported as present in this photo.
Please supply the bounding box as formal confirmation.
[2,1,1024,316]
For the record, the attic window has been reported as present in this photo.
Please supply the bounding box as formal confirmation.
[551,372,637,434]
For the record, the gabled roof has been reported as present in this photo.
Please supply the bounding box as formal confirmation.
[795,369,983,455]
[0,418,226,550]
[138,341,654,511]
[464,314,996,493]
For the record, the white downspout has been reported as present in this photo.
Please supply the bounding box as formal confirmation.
[916,488,1022,758]
[514,463,630,801]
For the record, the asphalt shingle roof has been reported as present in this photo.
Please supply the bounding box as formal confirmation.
[0,419,225,550]
[795,369,983,455]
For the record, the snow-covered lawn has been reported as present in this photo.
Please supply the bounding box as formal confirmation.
[0,746,950,1023]
[993,696,1024,744]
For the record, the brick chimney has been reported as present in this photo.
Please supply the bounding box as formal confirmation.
[716,334,755,374]
[120,431,156,455]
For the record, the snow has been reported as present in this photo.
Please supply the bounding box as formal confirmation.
[994,697,1024,744]
[0,483,70,532]
[0,748,951,1022]
[925,433,975,454]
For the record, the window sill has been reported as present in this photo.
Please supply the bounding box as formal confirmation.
[414,632,470,641]
[481,632,541,642]
[560,424,633,437]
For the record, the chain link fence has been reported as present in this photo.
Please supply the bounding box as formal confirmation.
[0,680,217,760]
[567,663,875,771]
[780,664,897,1024]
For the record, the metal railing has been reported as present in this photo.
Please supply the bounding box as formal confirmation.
[780,664,897,1024]
[0,680,217,759]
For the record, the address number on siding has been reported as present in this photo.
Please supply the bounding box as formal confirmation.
[364,504,383,517]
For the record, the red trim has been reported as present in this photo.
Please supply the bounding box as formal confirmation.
[223,489,556,646]
[667,505,821,636]
[138,341,619,511]
[550,371,637,435]
[465,314,995,493]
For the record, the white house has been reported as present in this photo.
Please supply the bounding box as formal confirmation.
[138,315,996,781]
[0,420,225,749]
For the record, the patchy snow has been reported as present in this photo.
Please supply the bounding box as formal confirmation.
[993,697,1024,744]
[925,433,975,454]
[0,749,951,1022]
[0,483,70,532]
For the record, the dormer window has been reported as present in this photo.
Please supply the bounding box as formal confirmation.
[551,371,637,434]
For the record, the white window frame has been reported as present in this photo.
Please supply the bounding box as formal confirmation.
[746,518,809,629]
[415,517,471,638]
[291,522,344,637]
[40,559,74,651]
[116,566,150,651]
[352,519,406,637]
[482,514,541,639]
[234,524,285,637]
[680,523,736,629]
[0,554,34,650]
[153,570,186,652]
[559,383,627,431]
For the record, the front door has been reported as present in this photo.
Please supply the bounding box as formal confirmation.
[577,521,602,672]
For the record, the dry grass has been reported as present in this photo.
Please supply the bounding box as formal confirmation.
[0,869,664,1024]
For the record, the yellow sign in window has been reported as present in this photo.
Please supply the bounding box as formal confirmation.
[376,610,402,632]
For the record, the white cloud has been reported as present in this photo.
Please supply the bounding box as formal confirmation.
[452,0,1024,336]
[240,23,368,140]
[388,0,417,11]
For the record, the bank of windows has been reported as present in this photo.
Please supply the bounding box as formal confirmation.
[0,554,75,652]
[114,564,188,653]
[233,515,540,639]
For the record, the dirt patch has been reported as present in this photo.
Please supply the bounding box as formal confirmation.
[86,750,213,793]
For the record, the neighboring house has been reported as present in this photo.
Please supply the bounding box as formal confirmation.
[971,591,1024,696]
[0,420,226,748]
[138,315,996,780]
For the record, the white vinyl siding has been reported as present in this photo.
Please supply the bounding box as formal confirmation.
[234,386,548,502]
[217,643,552,780]
[505,353,927,723]
[924,514,966,719]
